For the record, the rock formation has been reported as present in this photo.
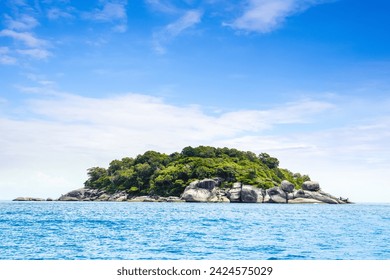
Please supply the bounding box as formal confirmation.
[14,179,350,204]
[180,179,349,204]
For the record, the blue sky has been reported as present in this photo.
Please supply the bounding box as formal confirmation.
[1,0,389,202]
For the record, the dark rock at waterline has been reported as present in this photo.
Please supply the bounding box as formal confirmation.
[241,185,263,203]
[267,187,287,203]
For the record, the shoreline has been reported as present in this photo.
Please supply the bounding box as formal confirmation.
[12,179,352,204]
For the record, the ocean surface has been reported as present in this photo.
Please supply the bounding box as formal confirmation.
[0,201,389,260]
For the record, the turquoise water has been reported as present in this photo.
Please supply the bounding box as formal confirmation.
[0,201,389,260]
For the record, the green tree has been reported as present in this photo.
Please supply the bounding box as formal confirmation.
[84,167,110,189]
[259,153,279,168]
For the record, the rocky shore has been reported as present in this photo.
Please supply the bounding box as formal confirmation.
[14,178,350,204]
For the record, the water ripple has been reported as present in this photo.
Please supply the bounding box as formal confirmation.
[0,202,389,259]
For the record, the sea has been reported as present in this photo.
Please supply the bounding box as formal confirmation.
[0,201,389,260]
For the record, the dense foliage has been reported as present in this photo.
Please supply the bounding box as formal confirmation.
[84,146,310,197]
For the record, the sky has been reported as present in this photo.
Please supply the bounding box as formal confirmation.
[0,0,389,202]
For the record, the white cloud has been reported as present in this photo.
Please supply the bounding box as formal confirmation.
[1,7,53,62]
[90,2,127,21]
[145,0,179,14]
[164,10,203,37]
[0,55,16,65]
[112,24,127,33]
[0,47,17,65]
[0,47,10,54]
[228,0,325,33]
[47,8,74,20]
[84,0,128,32]
[153,9,202,53]
[0,29,47,48]
[0,29,51,60]
[4,14,39,30]
[17,48,51,59]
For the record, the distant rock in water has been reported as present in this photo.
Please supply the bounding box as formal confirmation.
[13,197,45,201]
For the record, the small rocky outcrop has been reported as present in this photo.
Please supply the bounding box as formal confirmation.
[290,182,345,204]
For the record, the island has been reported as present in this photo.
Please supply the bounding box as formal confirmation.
[14,146,350,204]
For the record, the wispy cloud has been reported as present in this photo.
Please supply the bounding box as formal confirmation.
[145,0,179,14]
[16,48,51,59]
[1,11,52,61]
[84,0,128,32]
[0,47,17,65]
[47,7,75,20]
[0,29,51,59]
[89,2,127,21]
[0,29,47,48]
[228,0,326,33]
[4,14,39,30]
[153,9,202,53]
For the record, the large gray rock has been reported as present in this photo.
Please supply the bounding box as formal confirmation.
[208,188,230,203]
[306,191,338,204]
[294,189,307,198]
[227,182,242,202]
[280,180,295,193]
[262,192,271,203]
[290,189,340,204]
[302,181,320,192]
[197,178,218,190]
[267,187,287,203]
[58,188,85,201]
[181,179,219,202]
[241,185,263,203]
[108,191,128,202]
